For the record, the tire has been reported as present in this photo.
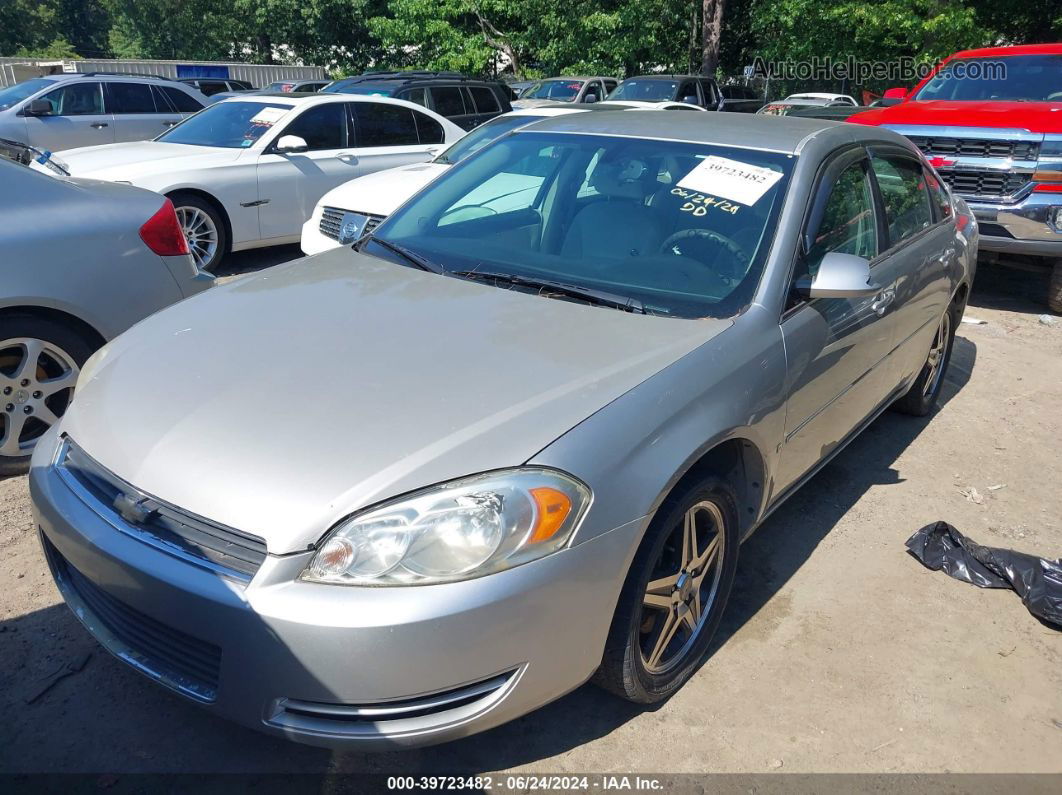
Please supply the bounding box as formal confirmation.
[892,301,959,417]
[594,475,740,703]
[0,316,96,477]
[169,192,227,274]
[1049,259,1062,315]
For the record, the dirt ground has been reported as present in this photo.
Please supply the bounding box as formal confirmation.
[1,253,1060,776]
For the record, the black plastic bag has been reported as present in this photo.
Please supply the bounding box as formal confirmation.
[906,521,1062,629]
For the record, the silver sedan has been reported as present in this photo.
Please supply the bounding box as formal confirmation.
[31,112,975,748]
[1,153,212,475]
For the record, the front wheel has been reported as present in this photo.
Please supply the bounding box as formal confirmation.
[892,302,958,417]
[594,476,739,703]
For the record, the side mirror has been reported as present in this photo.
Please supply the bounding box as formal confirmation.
[883,87,908,100]
[23,99,54,116]
[797,252,878,299]
[682,95,700,106]
[584,93,598,104]
[274,135,308,153]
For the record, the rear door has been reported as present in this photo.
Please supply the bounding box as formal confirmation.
[24,81,114,151]
[776,149,899,494]
[867,147,954,392]
[255,102,361,240]
[106,81,181,142]
[350,100,444,172]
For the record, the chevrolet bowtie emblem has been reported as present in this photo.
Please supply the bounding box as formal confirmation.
[113,492,155,524]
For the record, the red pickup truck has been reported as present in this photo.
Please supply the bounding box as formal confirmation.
[853,44,1062,311]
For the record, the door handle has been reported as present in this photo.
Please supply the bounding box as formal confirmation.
[336,151,358,163]
[871,287,896,316]
[91,122,108,129]
[161,120,178,127]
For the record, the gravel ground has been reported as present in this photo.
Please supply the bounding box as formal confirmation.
[1,254,1060,776]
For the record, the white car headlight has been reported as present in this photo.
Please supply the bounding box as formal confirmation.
[302,468,591,586]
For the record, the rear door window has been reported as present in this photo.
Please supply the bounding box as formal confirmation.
[431,86,466,117]
[399,87,427,107]
[353,102,419,146]
[413,110,444,144]
[870,155,934,246]
[468,86,500,113]
[106,82,158,114]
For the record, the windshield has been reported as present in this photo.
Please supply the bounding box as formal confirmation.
[368,132,793,318]
[435,114,546,165]
[521,80,583,101]
[607,80,678,102]
[156,101,291,148]
[914,54,1062,102]
[0,78,57,111]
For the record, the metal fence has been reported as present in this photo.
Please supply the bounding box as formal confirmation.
[0,58,326,88]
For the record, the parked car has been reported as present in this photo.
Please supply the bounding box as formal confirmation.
[607,74,759,112]
[783,92,858,106]
[787,104,875,122]
[178,77,255,96]
[301,103,700,255]
[511,76,618,108]
[758,97,856,116]
[718,83,764,112]
[852,43,1062,312]
[265,79,330,93]
[0,72,206,153]
[31,111,975,748]
[507,79,535,98]
[0,152,211,474]
[322,71,512,130]
[34,93,464,272]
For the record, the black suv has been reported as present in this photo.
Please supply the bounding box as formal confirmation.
[322,71,512,130]
[607,74,760,112]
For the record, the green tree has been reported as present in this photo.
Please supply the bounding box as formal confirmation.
[104,0,239,60]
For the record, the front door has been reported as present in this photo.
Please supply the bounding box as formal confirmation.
[255,102,362,241]
[775,151,899,494]
[24,81,114,151]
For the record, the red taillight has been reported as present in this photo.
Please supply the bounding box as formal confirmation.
[1033,183,1062,193]
[139,199,190,256]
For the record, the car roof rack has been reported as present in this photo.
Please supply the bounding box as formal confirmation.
[75,71,173,81]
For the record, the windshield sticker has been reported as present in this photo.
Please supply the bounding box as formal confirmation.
[677,155,783,206]
[249,107,288,126]
[671,187,740,216]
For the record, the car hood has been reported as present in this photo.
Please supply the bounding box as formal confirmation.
[852,100,1062,134]
[61,249,728,553]
[51,141,244,180]
[317,162,449,217]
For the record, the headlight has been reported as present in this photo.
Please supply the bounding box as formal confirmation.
[302,468,591,586]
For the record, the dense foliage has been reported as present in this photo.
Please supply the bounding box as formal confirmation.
[1,0,1058,85]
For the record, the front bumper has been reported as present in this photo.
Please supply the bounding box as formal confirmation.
[300,215,342,257]
[968,192,1062,257]
[29,449,642,749]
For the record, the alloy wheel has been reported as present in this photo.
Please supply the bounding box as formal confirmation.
[922,311,952,397]
[639,500,727,674]
[175,205,218,270]
[0,337,79,457]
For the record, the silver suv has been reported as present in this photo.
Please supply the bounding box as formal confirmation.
[0,73,207,152]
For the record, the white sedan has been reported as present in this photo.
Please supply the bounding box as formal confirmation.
[34,94,464,272]
[301,102,705,255]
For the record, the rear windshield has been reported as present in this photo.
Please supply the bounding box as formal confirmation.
[157,101,291,147]
[914,54,1062,102]
[0,78,57,111]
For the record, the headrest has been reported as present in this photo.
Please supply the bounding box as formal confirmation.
[589,156,651,201]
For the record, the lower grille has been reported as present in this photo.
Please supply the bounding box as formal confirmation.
[46,538,221,702]
[319,207,384,242]
[270,670,517,737]
[938,169,1031,200]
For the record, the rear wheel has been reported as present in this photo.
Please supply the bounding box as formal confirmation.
[594,476,739,703]
[0,316,94,476]
[892,302,958,417]
[170,192,227,274]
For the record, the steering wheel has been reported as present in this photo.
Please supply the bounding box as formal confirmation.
[659,228,749,282]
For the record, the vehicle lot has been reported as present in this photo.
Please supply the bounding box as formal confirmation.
[0,253,1059,775]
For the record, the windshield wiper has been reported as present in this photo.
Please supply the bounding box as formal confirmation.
[363,236,444,274]
[0,137,69,175]
[450,269,647,314]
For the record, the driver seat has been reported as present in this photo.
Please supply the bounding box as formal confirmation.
[562,160,662,258]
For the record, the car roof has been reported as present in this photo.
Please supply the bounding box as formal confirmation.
[787,93,850,100]
[948,43,1062,59]
[511,109,874,154]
